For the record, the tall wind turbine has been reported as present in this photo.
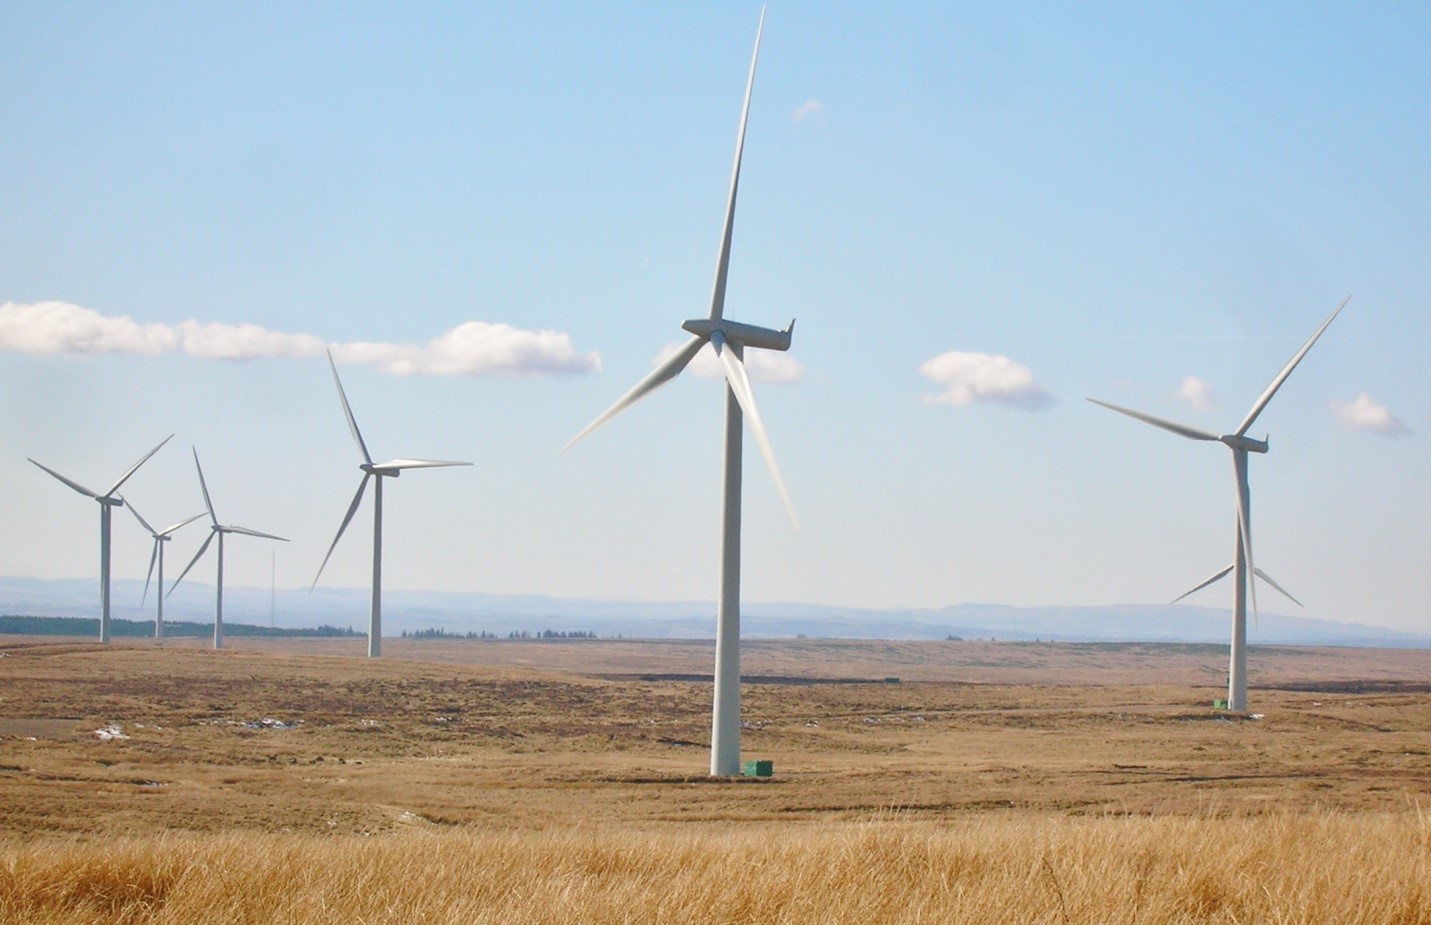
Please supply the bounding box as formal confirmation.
[566,9,797,776]
[28,435,173,643]
[311,349,471,658]
[124,500,203,639]
[169,448,287,649]
[1088,297,1350,710]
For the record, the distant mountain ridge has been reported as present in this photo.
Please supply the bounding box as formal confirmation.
[1,576,1426,648]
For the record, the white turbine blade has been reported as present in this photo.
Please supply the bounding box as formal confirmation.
[1170,563,1233,604]
[706,7,765,322]
[328,348,373,466]
[375,459,473,470]
[1086,399,1221,442]
[28,459,102,500]
[168,530,215,596]
[158,513,207,538]
[564,336,706,450]
[141,541,159,606]
[1235,482,1258,626]
[104,434,174,498]
[224,525,289,542]
[192,448,218,525]
[711,332,798,527]
[1252,567,1303,608]
[123,497,158,536]
[311,475,370,591]
[1235,295,1351,437]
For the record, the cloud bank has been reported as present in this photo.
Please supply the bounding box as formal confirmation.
[0,301,599,376]
[1176,375,1218,412]
[654,341,804,384]
[919,351,1053,409]
[1328,393,1410,436]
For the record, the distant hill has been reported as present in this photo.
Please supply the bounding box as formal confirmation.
[0,614,360,639]
[1,576,1426,648]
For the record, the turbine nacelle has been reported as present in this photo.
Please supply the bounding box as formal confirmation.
[681,318,794,353]
[1220,434,1268,454]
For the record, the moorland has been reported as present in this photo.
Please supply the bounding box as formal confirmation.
[0,636,1427,923]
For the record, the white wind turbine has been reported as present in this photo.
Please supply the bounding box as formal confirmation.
[566,9,797,776]
[28,435,173,643]
[311,350,471,658]
[1089,296,1350,710]
[123,500,204,639]
[169,448,287,649]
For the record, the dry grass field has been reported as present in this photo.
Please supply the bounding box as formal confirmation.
[0,636,1427,922]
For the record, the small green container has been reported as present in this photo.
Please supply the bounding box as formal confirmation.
[742,760,773,777]
[1213,698,1228,710]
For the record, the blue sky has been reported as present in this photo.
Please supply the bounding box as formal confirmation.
[2,3,1426,633]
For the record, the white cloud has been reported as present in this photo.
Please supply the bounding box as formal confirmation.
[0,301,599,376]
[1328,393,1410,436]
[1176,375,1218,412]
[792,99,824,123]
[0,301,178,355]
[654,341,804,384]
[919,350,1053,409]
[334,322,599,377]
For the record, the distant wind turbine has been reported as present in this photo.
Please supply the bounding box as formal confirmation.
[169,448,287,649]
[566,9,798,776]
[28,435,173,643]
[1088,296,1350,710]
[123,500,204,639]
[311,349,471,658]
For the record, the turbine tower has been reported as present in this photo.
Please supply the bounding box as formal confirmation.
[124,500,203,639]
[1088,296,1349,710]
[311,349,471,658]
[169,448,287,649]
[28,435,173,643]
[566,9,798,776]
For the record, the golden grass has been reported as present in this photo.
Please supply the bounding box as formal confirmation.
[1,811,1426,924]
[2,640,1428,921]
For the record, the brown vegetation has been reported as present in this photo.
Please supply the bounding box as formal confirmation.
[0,637,1426,922]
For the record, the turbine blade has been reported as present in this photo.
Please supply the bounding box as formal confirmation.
[712,333,798,527]
[123,497,158,536]
[1086,399,1221,442]
[1235,295,1351,437]
[168,530,215,596]
[374,459,473,471]
[224,525,289,542]
[1170,564,1234,604]
[706,7,765,322]
[1252,567,1303,608]
[104,434,173,498]
[311,475,370,591]
[565,336,706,450]
[141,541,158,606]
[328,348,373,466]
[28,459,101,500]
[192,448,218,525]
[158,513,207,537]
[1235,477,1258,626]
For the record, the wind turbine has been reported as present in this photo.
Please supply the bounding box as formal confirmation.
[1088,296,1350,710]
[123,500,204,639]
[169,448,287,649]
[566,9,797,776]
[311,349,471,658]
[28,435,173,643]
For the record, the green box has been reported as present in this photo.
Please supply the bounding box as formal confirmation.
[742,760,773,777]
[1213,698,1228,710]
